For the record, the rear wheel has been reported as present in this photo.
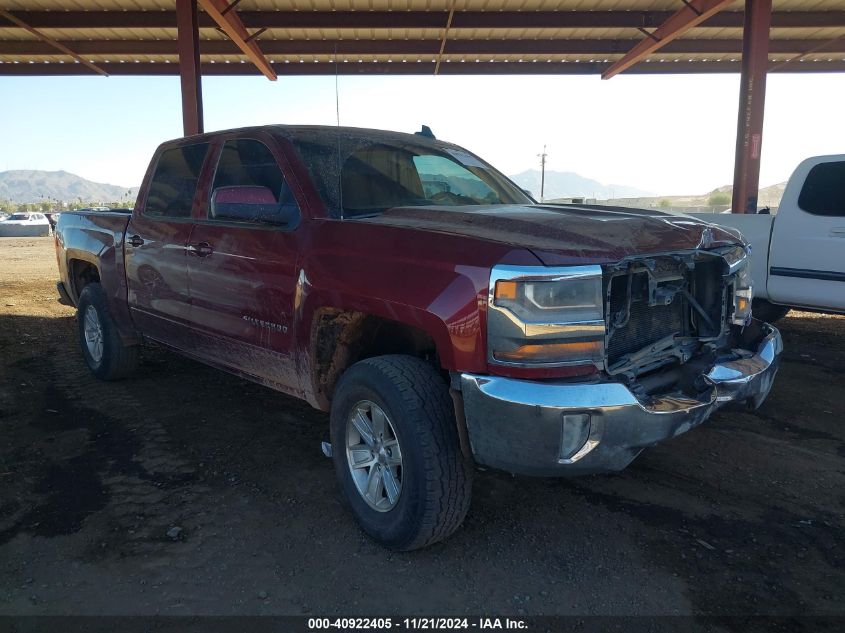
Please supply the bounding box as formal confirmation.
[77,282,139,380]
[330,355,472,550]
[752,298,791,323]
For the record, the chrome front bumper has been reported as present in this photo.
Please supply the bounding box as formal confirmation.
[460,323,782,476]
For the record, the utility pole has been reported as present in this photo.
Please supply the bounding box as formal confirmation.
[538,145,548,202]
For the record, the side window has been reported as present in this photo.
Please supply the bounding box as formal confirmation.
[209,139,299,226]
[144,143,209,218]
[797,161,845,217]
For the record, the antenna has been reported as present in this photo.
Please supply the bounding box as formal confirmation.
[334,45,341,128]
[334,44,343,218]
[537,145,548,203]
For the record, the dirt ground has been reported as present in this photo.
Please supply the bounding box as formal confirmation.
[0,237,843,623]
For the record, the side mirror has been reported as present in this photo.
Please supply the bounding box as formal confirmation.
[211,185,298,226]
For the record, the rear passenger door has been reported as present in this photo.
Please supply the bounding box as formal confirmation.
[125,141,210,349]
[768,159,845,311]
[186,135,303,395]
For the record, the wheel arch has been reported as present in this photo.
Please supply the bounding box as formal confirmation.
[308,308,444,411]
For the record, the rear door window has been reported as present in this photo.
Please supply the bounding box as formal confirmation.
[209,138,299,227]
[797,161,845,217]
[144,143,209,218]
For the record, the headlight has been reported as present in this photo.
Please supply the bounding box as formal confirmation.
[724,246,753,325]
[488,265,605,367]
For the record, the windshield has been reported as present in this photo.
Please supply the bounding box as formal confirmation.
[9,214,29,220]
[287,130,532,218]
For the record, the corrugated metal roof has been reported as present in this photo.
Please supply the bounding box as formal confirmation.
[1,0,843,75]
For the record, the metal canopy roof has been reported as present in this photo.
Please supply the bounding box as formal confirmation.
[1,0,844,76]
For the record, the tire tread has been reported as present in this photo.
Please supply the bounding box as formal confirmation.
[77,282,139,381]
[334,354,472,550]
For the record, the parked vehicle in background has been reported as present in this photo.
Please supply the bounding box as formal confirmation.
[0,212,9,222]
[0,212,51,237]
[55,125,782,550]
[688,155,845,322]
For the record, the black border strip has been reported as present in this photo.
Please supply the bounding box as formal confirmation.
[770,267,845,282]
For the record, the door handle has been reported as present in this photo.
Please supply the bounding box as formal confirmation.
[830,227,845,237]
[127,234,144,247]
[187,242,214,257]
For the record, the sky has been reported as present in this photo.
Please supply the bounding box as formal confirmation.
[0,72,843,196]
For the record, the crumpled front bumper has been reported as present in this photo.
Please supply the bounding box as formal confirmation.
[460,322,782,476]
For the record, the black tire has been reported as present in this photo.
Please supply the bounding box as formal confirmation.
[752,298,791,323]
[77,282,139,380]
[330,355,472,550]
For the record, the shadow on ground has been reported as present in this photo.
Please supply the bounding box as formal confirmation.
[0,312,843,621]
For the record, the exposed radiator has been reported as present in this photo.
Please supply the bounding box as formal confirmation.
[606,272,687,366]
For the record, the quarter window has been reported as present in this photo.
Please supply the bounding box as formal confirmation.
[144,143,209,218]
[209,139,299,226]
[797,161,845,217]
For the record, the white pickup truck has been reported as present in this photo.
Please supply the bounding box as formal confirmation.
[689,155,845,322]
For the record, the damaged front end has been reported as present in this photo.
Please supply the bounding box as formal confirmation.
[459,244,781,477]
[604,246,755,402]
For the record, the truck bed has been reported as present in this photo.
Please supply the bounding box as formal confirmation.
[55,209,132,313]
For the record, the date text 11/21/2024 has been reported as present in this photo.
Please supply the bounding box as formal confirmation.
[307,617,528,630]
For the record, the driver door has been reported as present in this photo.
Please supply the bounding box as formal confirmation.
[186,135,303,395]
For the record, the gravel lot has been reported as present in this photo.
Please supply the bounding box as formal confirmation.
[0,237,843,623]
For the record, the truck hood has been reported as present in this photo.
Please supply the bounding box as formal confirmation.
[360,204,742,266]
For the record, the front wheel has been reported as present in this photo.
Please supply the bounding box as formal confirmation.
[330,355,472,550]
[77,282,139,380]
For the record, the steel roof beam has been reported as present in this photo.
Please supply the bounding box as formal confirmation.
[0,9,107,76]
[732,0,772,213]
[177,0,203,135]
[196,0,275,80]
[769,33,845,71]
[2,60,844,77]
[434,1,457,75]
[2,10,845,30]
[3,38,844,56]
[602,0,738,79]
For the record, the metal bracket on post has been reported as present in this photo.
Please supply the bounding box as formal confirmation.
[244,27,267,44]
[637,27,662,43]
[220,0,244,17]
[680,0,704,16]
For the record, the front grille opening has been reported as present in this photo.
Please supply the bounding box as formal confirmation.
[606,269,688,366]
[605,255,727,371]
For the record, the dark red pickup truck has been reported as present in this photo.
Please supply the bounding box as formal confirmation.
[55,125,782,550]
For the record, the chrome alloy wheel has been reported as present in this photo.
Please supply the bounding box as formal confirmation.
[83,305,104,364]
[346,400,403,512]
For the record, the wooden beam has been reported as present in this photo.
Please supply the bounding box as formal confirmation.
[0,9,108,76]
[602,0,738,79]
[196,0,275,80]
[176,0,203,136]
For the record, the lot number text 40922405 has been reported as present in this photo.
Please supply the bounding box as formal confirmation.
[307,617,528,630]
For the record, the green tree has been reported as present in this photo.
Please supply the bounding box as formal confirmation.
[659,199,671,208]
[708,192,731,206]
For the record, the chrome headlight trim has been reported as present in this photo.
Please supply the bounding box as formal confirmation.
[487,264,606,368]
[717,245,753,325]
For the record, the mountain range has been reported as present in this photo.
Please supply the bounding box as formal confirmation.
[509,169,654,201]
[0,170,139,204]
[6,168,784,208]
